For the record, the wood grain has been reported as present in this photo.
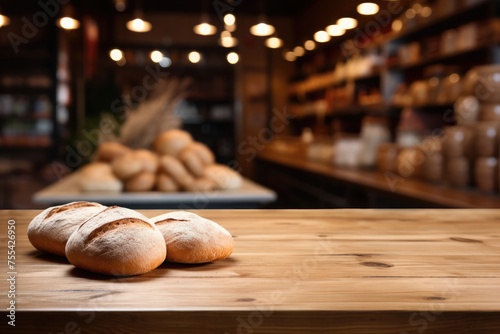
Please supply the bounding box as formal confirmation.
[1,209,500,333]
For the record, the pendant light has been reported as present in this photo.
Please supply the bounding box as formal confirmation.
[219,31,238,48]
[357,2,379,15]
[194,14,217,36]
[265,37,283,49]
[57,5,80,30]
[250,0,275,37]
[337,17,357,30]
[126,1,151,33]
[0,7,10,28]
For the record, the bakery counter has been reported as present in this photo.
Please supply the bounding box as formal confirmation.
[2,209,500,333]
[33,171,276,209]
[256,150,500,208]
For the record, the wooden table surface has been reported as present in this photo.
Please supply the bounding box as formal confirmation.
[33,172,276,209]
[1,209,500,333]
[258,150,500,208]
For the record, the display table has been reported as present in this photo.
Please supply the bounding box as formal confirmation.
[33,172,276,209]
[2,209,499,333]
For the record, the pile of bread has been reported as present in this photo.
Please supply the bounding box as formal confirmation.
[28,201,234,276]
[80,129,242,193]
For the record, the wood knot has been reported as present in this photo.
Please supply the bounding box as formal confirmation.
[317,234,328,237]
[450,237,483,243]
[426,296,446,301]
[236,298,255,302]
[361,261,394,268]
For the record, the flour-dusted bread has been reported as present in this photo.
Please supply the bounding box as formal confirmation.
[27,201,107,257]
[95,142,131,162]
[204,164,243,190]
[151,211,234,263]
[154,129,193,157]
[80,162,123,192]
[65,206,166,276]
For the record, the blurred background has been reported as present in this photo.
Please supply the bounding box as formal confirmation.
[1,0,500,209]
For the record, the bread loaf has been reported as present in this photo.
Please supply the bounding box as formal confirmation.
[152,211,233,263]
[27,202,107,257]
[95,142,131,162]
[156,173,179,192]
[125,172,156,192]
[186,142,215,166]
[159,155,194,190]
[185,177,216,192]
[204,164,243,190]
[179,149,205,177]
[80,162,123,192]
[111,151,144,180]
[65,206,166,276]
[154,129,193,156]
[134,149,159,173]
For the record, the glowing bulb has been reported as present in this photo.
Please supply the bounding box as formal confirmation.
[284,51,296,62]
[194,22,217,36]
[109,49,123,62]
[293,46,305,57]
[58,17,80,30]
[357,2,379,15]
[227,52,239,64]
[0,15,11,27]
[392,19,403,32]
[150,50,163,63]
[304,40,316,51]
[337,17,357,29]
[159,57,171,68]
[421,6,432,17]
[326,24,345,36]
[188,51,201,63]
[224,13,236,25]
[265,37,283,49]
[314,30,330,43]
[225,23,236,32]
[126,18,152,32]
[220,36,238,47]
[250,22,275,36]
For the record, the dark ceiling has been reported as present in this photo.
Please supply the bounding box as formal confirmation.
[0,0,313,17]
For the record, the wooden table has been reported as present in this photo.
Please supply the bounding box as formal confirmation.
[1,209,500,333]
[33,172,276,209]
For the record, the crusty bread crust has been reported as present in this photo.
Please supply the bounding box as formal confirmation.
[204,164,243,190]
[154,129,193,157]
[125,172,156,192]
[95,142,131,162]
[65,206,166,276]
[27,202,107,257]
[159,155,194,190]
[152,211,233,264]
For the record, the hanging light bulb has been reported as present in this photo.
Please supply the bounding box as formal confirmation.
[109,49,124,62]
[0,14,10,28]
[357,2,379,15]
[57,17,80,30]
[284,51,296,62]
[188,51,201,63]
[293,46,305,57]
[150,50,163,63]
[250,15,275,37]
[265,37,283,49]
[326,24,345,36]
[314,30,330,43]
[304,40,316,51]
[126,17,152,32]
[336,17,357,29]
[219,31,238,47]
[224,13,236,25]
[194,14,217,36]
[227,52,239,64]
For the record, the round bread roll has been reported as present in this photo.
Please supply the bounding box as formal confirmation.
[151,211,234,263]
[204,164,243,190]
[125,172,156,192]
[157,173,179,192]
[80,162,123,192]
[186,142,215,166]
[66,206,166,276]
[159,155,194,190]
[111,151,143,180]
[95,142,131,162]
[154,129,193,156]
[28,202,107,257]
[185,177,216,192]
[179,149,205,177]
[134,149,159,173]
